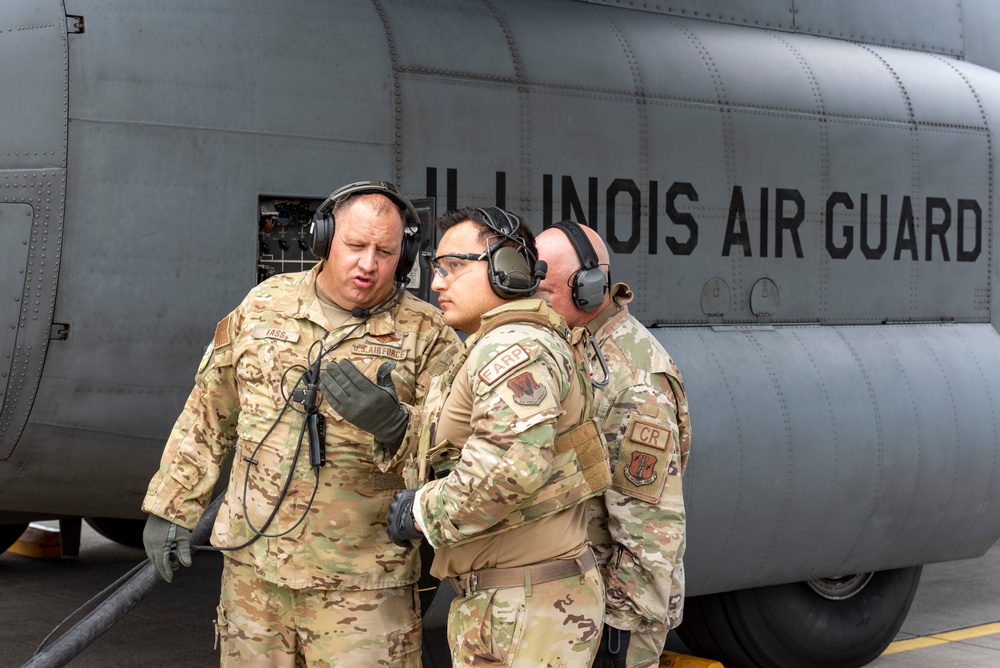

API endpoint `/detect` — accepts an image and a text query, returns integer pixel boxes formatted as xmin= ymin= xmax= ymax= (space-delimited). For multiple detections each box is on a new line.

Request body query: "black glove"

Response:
xmin=593 ymin=625 xmax=631 ymax=668
xmin=387 ymin=488 xmax=422 ymax=547
xmin=320 ymin=359 xmax=409 ymax=456
xmin=143 ymin=514 xmax=192 ymax=583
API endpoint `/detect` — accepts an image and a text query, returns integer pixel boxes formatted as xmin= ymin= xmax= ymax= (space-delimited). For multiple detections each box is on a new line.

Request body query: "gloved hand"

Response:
xmin=320 ymin=359 xmax=409 ymax=456
xmin=387 ymin=489 xmax=422 ymax=547
xmin=592 ymin=625 xmax=631 ymax=668
xmin=143 ymin=514 xmax=192 ymax=583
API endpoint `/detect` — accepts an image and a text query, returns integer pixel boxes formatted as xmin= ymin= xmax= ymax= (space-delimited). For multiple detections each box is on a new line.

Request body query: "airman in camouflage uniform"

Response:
xmin=537 ymin=222 xmax=691 ymax=668
xmin=141 ymin=187 xmax=460 ymax=667
xmin=387 ymin=207 xmax=609 ymax=667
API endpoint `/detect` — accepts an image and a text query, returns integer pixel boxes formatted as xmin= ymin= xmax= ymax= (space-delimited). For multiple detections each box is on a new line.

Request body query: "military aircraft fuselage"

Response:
xmin=2 ymin=2 xmax=1000 ymax=665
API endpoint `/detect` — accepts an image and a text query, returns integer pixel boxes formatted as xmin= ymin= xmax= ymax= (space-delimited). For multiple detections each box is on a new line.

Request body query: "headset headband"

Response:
xmin=314 ymin=180 xmax=421 ymax=237
xmin=551 ymin=220 xmax=600 ymax=270
xmin=309 ymin=180 xmax=422 ymax=285
xmin=475 ymin=207 xmax=545 ymax=299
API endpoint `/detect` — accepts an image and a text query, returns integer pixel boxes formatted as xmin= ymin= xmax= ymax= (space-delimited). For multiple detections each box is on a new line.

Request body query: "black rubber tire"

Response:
xmin=0 ymin=522 xmax=29 ymax=553
xmin=84 ymin=517 xmax=146 ymax=549
xmin=676 ymin=566 xmax=923 ymax=668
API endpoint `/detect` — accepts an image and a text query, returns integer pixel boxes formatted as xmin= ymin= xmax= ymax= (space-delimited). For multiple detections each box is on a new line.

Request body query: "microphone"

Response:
xmin=534 ymin=260 xmax=548 ymax=280
xmin=350 ymin=281 xmax=406 ymax=320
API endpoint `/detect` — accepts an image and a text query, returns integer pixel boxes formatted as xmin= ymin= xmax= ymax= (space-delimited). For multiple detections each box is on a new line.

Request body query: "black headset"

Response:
xmin=309 ymin=180 xmax=421 ymax=285
xmin=550 ymin=220 xmax=609 ymax=312
xmin=476 ymin=207 xmax=547 ymax=299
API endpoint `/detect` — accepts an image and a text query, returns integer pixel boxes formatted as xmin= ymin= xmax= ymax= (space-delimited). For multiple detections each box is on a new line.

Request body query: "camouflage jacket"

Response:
xmin=586 ymin=282 xmax=691 ymax=633
xmin=414 ymin=299 xmax=606 ymax=561
xmin=142 ymin=263 xmax=460 ymax=589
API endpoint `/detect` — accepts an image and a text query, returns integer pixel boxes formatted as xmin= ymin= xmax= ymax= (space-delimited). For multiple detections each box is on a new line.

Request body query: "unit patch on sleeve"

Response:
xmin=202 ymin=313 xmax=233 ymax=373
xmin=197 ymin=340 xmax=215 ymax=374
xmin=613 ymin=416 xmax=674 ymax=503
xmin=623 ymin=452 xmax=659 ymax=487
xmin=478 ymin=344 xmax=531 ymax=386
xmin=507 ymin=372 xmax=547 ymax=406
xmin=214 ymin=314 xmax=233 ymax=349
xmin=628 ymin=419 xmax=671 ymax=450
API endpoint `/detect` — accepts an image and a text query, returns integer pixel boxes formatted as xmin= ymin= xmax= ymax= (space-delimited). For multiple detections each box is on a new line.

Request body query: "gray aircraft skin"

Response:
xmin=3 ymin=1 xmax=1000 ymax=666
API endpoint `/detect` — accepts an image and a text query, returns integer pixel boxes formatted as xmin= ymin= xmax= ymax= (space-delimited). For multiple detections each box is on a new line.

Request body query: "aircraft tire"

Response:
xmin=0 ymin=522 xmax=29 ymax=553
xmin=676 ymin=565 xmax=922 ymax=668
xmin=84 ymin=517 xmax=146 ymax=549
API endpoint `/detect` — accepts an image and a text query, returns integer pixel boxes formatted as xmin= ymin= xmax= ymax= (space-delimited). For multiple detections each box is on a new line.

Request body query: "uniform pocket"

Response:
xmin=451 ymin=587 xmax=526 ymax=664
xmin=215 ymin=601 xmax=231 ymax=651
xmin=386 ymin=616 xmax=421 ymax=666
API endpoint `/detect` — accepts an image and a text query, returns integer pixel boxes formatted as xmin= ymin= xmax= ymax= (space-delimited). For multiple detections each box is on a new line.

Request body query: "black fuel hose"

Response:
xmin=22 ymin=495 xmax=224 ymax=668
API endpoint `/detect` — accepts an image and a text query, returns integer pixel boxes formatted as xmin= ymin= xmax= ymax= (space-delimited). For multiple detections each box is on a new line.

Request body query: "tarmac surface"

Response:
xmin=1 ymin=523 xmax=999 ymax=667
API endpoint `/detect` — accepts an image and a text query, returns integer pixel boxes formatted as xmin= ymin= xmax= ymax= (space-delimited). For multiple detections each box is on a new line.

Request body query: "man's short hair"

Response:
xmin=333 ymin=191 xmax=404 ymax=221
xmin=434 ymin=206 xmax=538 ymax=258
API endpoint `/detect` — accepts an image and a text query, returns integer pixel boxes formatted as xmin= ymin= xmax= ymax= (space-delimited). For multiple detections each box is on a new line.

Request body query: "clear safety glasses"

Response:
xmin=429 ymin=252 xmax=487 ymax=280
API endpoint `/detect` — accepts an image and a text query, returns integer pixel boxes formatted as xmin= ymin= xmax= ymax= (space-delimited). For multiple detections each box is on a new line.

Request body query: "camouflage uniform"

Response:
xmin=142 ymin=262 xmax=460 ymax=666
xmin=586 ymin=283 xmax=691 ymax=668
xmin=412 ymin=299 xmax=608 ymax=667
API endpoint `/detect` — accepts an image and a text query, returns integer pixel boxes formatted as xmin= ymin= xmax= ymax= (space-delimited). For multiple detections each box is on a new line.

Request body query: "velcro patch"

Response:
xmin=613 ymin=416 xmax=673 ymax=503
xmin=507 ymin=372 xmax=547 ymax=406
xmin=214 ymin=314 xmax=233 ymax=349
xmin=367 ymin=333 xmax=403 ymax=347
xmin=251 ymin=326 xmax=301 ymax=343
xmin=623 ymin=451 xmax=659 ymax=487
xmin=197 ymin=341 xmax=215 ymax=374
xmin=478 ymin=344 xmax=531 ymax=386
xmin=351 ymin=342 xmax=407 ymax=360
xmin=628 ymin=419 xmax=671 ymax=451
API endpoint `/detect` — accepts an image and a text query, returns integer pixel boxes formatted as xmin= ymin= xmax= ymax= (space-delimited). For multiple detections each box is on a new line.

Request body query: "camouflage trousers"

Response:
xmin=626 ymin=626 xmax=669 ymax=668
xmin=216 ymin=557 xmax=421 ymax=667
xmin=447 ymin=565 xmax=604 ymax=667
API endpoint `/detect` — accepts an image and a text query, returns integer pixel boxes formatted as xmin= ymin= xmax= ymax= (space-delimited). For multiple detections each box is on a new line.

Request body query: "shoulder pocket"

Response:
xmin=612 ymin=415 xmax=676 ymax=503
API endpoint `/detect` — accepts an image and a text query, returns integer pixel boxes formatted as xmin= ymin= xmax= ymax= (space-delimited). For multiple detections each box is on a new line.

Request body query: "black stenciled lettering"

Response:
xmin=607 ymin=178 xmax=641 ymax=254
xmin=543 ymin=174 xmax=553 ymax=227
xmin=447 ymin=168 xmax=458 ymax=212
xmin=957 ymin=199 xmax=982 ymax=262
xmin=723 ymin=186 xmax=752 ymax=257
xmin=563 ymin=176 xmax=599 ymax=230
xmin=825 ymin=192 xmax=853 ymax=259
xmin=648 ymin=180 xmax=658 ymax=255
xmin=426 ymin=167 xmax=437 ymax=200
xmin=893 ymin=196 xmax=918 ymax=261
xmin=665 ymin=182 xmax=698 ymax=256
xmin=861 ymin=194 xmax=888 ymax=260
xmin=495 ymin=171 xmax=506 ymax=209
xmin=759 ymin=187 xmax=769 ymax=258
xmin=925 ymin=197 xmax=951 ymax=261
xmin=775 ymin=189 xmax=804 ymax=258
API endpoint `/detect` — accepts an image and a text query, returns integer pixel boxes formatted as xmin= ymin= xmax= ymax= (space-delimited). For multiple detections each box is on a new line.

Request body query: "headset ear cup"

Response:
xmin=490 ymin=246 xmax=534 ymax=299
xmin=309 ymin=213 xmax=333 ymax=260
xmin=395 ymin=232 xmax=419 ymax=284
xmin=572 ymin=267 xmax=608 ymax=311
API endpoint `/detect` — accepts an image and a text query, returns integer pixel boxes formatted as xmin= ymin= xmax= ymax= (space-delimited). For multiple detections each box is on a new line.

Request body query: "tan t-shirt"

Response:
xmin=315 ymin=284 xmax=357 ymax=330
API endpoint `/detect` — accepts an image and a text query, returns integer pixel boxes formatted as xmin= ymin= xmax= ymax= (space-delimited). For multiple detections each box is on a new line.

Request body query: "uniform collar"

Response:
xmin=585 ymin=282 xmax=634 ymax=337
xmin=470 ymin=298 xmax=572 ymax=348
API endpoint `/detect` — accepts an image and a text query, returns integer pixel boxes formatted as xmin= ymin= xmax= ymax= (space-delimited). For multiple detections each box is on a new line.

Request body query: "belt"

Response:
xmin=448 ymin=549 xmax=597 ymax=598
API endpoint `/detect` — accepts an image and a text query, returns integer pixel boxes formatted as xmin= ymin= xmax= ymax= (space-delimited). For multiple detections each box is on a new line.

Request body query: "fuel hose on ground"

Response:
xmin=21 ymin=495 xmax=224 ymax=668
